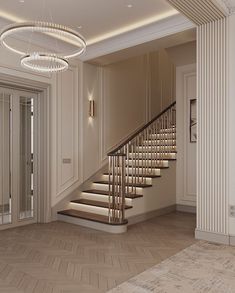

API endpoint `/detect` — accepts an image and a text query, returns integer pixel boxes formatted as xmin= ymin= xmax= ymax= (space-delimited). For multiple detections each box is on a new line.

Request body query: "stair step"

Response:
xmin=126 ymin=160 xmax=169 ymax=167
xmin=71 ymin=199 xmax=132 ymax=210
xmin=103 ymin=172 xmax=161 ymax=179
xmin=128 ymin=153 xmax=176 ymax=159
xmin=82 ymin=189 xmax=143 ymax=199
xmin=143 ymin=140 xmax=176 ymax=144
xmin=94 ymin=181 xmax=152 ymax=188
xmin=58 ymin=209 xmax=128 ymax=225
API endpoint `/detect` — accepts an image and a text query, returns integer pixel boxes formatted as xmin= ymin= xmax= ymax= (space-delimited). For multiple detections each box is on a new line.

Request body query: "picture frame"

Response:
xmin=190 ymin=98 xmax=197 ymax=143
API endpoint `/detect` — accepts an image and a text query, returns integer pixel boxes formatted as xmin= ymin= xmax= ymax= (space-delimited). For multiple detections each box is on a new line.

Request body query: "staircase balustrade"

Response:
xmin=107 ymin=101 xmax=176 ymax=224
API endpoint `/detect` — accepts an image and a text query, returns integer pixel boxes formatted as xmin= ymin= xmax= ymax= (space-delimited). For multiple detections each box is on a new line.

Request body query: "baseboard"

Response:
xmin=195 ymin=229 xmax=230 ymax=245
xmin=176 ymin=204 xmax=196 ymax=214
xmin=128 ymin=205 xmax=176 ymax=226
xmin=230 ymin=236 xmax=235 ymax=246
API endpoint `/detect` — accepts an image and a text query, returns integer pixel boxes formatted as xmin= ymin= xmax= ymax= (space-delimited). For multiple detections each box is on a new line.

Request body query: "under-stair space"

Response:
xmin=58 ymin=102 xmax=176 ymax=233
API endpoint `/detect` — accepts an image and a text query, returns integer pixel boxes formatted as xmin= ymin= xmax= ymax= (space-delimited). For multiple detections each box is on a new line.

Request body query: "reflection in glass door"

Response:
xmin=19 ymin=96 xmax=34 ymax=220
xmin=0 ymin=88 xmax=38 ymax=228
xmin=0 ymin=92 xmax=11 ymax=225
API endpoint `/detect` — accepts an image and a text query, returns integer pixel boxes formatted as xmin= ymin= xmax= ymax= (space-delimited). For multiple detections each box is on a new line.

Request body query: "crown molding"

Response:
xmin=80 ymin=14 xmax=195 ymax=62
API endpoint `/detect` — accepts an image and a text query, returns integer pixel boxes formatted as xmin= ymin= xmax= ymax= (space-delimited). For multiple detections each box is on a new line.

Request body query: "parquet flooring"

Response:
xmin=0 ymin=212 xmax=196 ymax=293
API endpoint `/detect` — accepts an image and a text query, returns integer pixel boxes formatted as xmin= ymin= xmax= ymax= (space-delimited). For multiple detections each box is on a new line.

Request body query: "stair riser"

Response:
xmin=58 ymin=214 xmax=127 ymax=234
xmin=148 ymin=134 xmax=176 ymax=139
xmin=92 ymin=183 xmax=143 ymax=194
xmin=102 ymin=174 xmax=152 ymax=185
xmin=142 ymin=140 xmax=176 ymax=145
xmin=70 ymin=202 xmax=132 ymax=217
xmin=157 ymin=128 xmax=176 ymax=134
xmin=114 ymin=167 xmax=161 ymax=176
xmin=136 ymin=146 xmax=176 ymax=151
xmin=80 ymin=192 xmax=132 ymax=205
xmin=128 ymin=153 xmax=176 ymax=160
xmin=126 ymin=160 xmax=169 ymax=168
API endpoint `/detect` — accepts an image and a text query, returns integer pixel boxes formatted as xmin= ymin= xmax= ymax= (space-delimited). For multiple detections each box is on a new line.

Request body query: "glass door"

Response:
xmin=0 ymin=92 xmax=11 ymax=225
xmin=0 ymin=87 xmax=38 ymax=229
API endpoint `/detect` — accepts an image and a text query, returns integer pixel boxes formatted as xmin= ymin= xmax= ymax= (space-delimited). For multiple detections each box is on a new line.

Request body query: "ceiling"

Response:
xmin=90 ymin=28 xmax=196 ymax=65
xmin=0 ymin=0 xmax=178 ymax=45
xmin=222 ymin=0 xmax=235 ymax=12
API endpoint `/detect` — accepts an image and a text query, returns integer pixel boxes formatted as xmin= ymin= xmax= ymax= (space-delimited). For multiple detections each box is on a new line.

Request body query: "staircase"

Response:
xmin=58 ymin=102 xmax=176 ymax=233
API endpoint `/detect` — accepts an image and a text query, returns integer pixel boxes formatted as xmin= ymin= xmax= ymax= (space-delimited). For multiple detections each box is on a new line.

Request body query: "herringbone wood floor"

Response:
xmin=0 ymin=212 xmax=196 ymax=293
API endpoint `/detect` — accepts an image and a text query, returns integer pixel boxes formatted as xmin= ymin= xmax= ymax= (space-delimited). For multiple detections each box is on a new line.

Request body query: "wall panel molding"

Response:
xmin=56 ymin=66 xmax=79 ymax=196
xmin=176 ymin=64 xmax=197 ymax=207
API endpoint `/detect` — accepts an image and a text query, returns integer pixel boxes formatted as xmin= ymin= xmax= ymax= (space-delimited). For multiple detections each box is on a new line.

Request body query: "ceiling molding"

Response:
xmin=81 ymin=14 xmax=195 ymax=62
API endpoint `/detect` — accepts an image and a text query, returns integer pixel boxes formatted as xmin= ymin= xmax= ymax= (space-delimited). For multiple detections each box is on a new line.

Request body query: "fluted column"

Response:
xmin=167 ymin=0 xmax=230 ymax=243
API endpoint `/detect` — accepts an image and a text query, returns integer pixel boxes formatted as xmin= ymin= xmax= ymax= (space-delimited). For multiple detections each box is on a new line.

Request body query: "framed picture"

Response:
xmin=190 ymin=99 xmax=197 ymax=143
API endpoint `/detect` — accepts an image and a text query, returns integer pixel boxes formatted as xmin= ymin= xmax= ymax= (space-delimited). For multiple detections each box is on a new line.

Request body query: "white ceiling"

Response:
xmin=0 ymin=0 xmax=178 ymax=45
xmin=221 ymin=0 xmax=235 ymax=12
xmin=90 ymin=28 xmax=196 ymax=65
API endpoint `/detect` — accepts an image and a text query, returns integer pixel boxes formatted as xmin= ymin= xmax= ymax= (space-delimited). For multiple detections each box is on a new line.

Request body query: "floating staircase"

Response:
xmin=58 ymin=102 xmax=176 ymax=233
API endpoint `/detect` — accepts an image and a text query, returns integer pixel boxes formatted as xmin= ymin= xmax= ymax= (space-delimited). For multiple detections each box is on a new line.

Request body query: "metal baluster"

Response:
xmin=154 ymin=121 xmax=158 ymax=169
xmin=150 ymin=125 xmax=153 ymax=173
xmin=108 ymin=156 xmax=111 ymax=222
xmin=125 ymin=144 xmax=129 ymax=196
xmin=131 ymin=143 xmax=134 ymax=195
xmin=144 ymin=129 xmax=147 ymax=183
xmin=120 ymin=155 xmax=125 ymax=223
xmin=134 ymin=138 xmax=137 ymax=195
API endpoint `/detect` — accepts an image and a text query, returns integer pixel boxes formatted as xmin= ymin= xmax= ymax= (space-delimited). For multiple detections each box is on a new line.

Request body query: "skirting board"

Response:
xmin=195 ymin=229 xmax=230 ymax=245
xmin=176 ymin=204 xmax=196 ymax=214
xmin=229 ymin=236 xmax=235 ymax=246
xmin=128 ymin=205 xmax=176 ymax=226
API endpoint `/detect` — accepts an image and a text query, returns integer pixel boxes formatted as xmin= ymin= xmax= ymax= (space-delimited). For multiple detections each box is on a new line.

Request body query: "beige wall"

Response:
xmin=103 ymin=55 xmax=148 ymax=152
xmin=102 ymin=49 xmax=176 ymax=153
xmin=150 ymin=50 xmax=176 ymax=118
xmin=166 ymin=41 xmax=196 ymax=67
xmin=82 ymin=63 xmax=101 ymax=180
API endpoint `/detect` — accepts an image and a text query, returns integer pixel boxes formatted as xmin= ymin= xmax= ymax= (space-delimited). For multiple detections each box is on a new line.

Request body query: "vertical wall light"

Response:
xmin=89 ymin=100 xmax=95 ymax=118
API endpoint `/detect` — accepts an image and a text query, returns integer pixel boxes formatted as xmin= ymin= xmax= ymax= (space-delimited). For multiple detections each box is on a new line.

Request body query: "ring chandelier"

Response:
xmin=0 ymin=22 xmax=86 ymax=73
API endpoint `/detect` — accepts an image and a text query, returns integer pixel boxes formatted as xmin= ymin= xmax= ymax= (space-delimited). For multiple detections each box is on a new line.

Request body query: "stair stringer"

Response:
xmin=125 ymin=161 xmax=176 ymax=222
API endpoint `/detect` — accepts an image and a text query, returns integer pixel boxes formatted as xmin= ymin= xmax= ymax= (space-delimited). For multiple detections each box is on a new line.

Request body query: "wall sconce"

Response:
xmin=89 ymin=100 xmax=95 ymax=118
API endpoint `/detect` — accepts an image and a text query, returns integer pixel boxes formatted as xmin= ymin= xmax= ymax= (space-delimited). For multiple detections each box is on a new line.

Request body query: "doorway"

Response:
xmin=0 ymin=87 xmax=39 ymax=228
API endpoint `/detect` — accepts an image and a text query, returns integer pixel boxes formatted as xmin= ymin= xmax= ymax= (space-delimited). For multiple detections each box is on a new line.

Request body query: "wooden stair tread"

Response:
xmin=82 ymin=189 xmax=143 ymax=199
xmin=71 ymin=199 xmax=132 ymax=209
xmin=94 ymin=181 xmax=152 ymax=188
xmin=103 ymin=172 xmax=161 ymax=179
xmin=58 ymin=209 xmax=128 ymax=225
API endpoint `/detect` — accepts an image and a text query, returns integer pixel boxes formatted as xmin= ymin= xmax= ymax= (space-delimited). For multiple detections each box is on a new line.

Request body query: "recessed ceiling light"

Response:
xmin=127 ymin=4 xmax=133 ymax=8
xmin=19 ymin=0 xmax=25 ymax=3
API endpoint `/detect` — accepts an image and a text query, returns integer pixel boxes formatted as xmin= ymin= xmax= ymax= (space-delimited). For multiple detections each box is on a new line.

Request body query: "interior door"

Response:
xmin=0 ymin=87 xmax=38 ymax=229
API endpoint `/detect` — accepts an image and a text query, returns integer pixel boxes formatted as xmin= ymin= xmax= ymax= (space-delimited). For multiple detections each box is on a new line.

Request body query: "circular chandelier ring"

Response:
xmin=21 ymin=54 xmax=69 ymax=73
xmin=0 ymin=22 xmax=86 ymax=59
